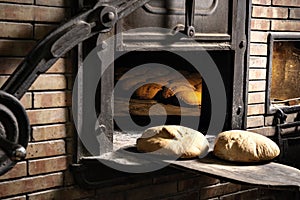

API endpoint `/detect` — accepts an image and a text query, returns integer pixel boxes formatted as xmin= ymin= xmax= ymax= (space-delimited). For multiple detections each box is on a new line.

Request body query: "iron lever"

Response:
xmin=172 ymin=0 xmax=196 ymax=37
xmin=185 ymin=0 xmax=196 ymax=37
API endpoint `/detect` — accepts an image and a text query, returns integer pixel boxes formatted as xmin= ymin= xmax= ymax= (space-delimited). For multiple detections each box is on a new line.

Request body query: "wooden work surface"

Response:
xmin=99 ymin=149 xmax=300 ymax=189
xmin=92 ymin=132 xmax=300 ymax=189
xmin=170 ymin=153 xmax=300 ymax=188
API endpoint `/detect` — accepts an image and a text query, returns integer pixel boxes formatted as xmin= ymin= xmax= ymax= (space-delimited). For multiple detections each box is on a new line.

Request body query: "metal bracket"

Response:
xmin=274 ymin=108 xmax=300 ymax=165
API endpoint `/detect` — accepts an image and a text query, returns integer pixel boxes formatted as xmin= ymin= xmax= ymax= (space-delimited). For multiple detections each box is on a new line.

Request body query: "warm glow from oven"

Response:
xmin=271 ymin=41 xmax=300 ymax=106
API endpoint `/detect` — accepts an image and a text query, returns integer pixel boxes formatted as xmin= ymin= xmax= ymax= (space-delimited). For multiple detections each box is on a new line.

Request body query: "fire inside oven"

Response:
xmin=267 ymin=33 xmax=300 ymax=112
xmin=111 ymin=50 xmax=233 ymax=133
xmin=270 ymin=41 xmax=300 ymax=106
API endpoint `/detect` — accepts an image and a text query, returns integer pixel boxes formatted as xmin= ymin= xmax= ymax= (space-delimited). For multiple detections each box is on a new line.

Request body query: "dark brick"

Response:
xmin=178 ymin=175 xmax=220 ymax=192
xmin=220 ymin=188 xmax=259 ymax=200
xmin=126 ymin=182 xmax=178 ymax=200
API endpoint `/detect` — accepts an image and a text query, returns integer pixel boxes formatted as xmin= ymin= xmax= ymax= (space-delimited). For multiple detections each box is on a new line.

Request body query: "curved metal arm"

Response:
xmin=1 ymin=0 xmax=151 ymax=99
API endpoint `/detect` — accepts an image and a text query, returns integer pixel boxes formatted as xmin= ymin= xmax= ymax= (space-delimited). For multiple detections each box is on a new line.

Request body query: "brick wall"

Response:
xmin=247 ymin=0 xmax=300 ymax=135
xmin=0 ymin=0 xmax=77 ymax=199
xmin=0 ymin=0 xmax=299 ymax=199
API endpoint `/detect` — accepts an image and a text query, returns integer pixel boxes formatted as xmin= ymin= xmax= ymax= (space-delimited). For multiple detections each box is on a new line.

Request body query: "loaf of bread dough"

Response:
xmin=213 ymin=130 xmax=280 ymax=162
xmin=146 ymin=76 xmax=170 ymax=86
xmin=134 ymin=83 xmax=163 ymax=100
xmin=118 ymin=76 xmax=146 ymax=91
xmin=162 ymin=81 xmax=195 ymax=99
xmin=136 ymin=125 xmax=209 ymax=158
xmin=176 ymin=91 xmax=202 ymax=105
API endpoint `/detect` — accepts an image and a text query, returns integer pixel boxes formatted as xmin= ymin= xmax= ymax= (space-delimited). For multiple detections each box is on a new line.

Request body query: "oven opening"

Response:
xmin=267 ymin=33 xmax=300 ymax=113
xmin=270 ymin=41 xmax=300 ymax=107
xmin=94 ymin=50 xmax=234 ymax=151
xmin=114 ymin=51 xmax=202 ymax=129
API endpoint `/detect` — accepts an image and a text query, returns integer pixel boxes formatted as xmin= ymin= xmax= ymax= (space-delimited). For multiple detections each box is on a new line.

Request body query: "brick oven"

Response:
xmin=0 ymin=0 xmax=300 ymax=199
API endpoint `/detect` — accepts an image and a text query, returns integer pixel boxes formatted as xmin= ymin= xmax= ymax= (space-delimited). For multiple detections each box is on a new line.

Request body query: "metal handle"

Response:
xmin=185 ymin=0 xmax=196 ymax=37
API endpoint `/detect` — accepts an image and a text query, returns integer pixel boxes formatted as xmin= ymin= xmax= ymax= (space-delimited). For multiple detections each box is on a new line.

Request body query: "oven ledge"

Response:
xmin=71 ymin=149 xmax=300 ymax=190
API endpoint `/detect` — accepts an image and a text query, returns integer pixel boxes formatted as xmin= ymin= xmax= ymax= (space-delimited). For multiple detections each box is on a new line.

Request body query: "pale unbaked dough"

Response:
xmin=136 ymin=125 xmax=209 ymax=158
xmin=213 ymin=130 xmax=280 ymax=162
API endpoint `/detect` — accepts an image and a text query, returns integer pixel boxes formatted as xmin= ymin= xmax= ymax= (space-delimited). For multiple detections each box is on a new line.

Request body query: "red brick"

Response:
xmin=265 ymin=116 xmax=274 ymax=126
xmin=250 ymin=31 xmax=269 ymax=43
xmin=28 ymin=156 xmax=67 ymax=175
xmin=0 ymin=22 xmax=32 ymax=39
xmin=271 ymin=20 xmax=300 ymax=31
xmin=251 ymin=19 xmax=270 ymax=30
xmin=0 ymin=173 xmax=63 ymax=198
xmin=249 ymin=69 xmax=266 ymax=80
xmin=0 ymin=4 xmax=34 ymax=21
xmin=20 ymin=92 xmax=32 ymax=109
xmin=200 ymin=183 xmax=242 ymax=200
xmin=34 ymin=24 xmax=57 ymax=40
xmin=0 ymin=40 xmax=35 ymax=57
xmin=252 ymin=6 xmax=288 ymax=19
xmin=34 ymin=91 xmax=71 ymax=108
xmin=0 ymin=76 xmax=9 ymax=87
xmin=178 ymin=175 xmax=220 ymax=192
xmin=247 ymin=104 xmax=265 ymax=115
xmin=273 ymin=0 xmax=300 ymax=7
xmin=252 ymin=0 xmax=271 ymax=4
xmin=0 ymin=162 xmax=27 ymax=181
xmin=248 ymin=92 xmax=265 ymax=104
xmin=0 ymin=58 xmax=22 ymax=74
xmin=47 ymin=58 xmax=73 ymax=73
xmin=26 ymin=140 xmax=66 ymax=159
xmin=36 ymin=0 xmax=72 ymax=7
xmin=247 ymin=127 xmax=276 ymax=136
xmin=290 ymin=8 xmax=300 ymax=19
xmin=249 ymin=56 xmax=267 ymax=68
xmin=27 ymin=108 xmax=68 ymax=125
xmin=34 ymin=6 xmax=70 ymax=22
xmin=32 ymin=123 xmax=72 ymax=141
xmin=248 ymin=80 xmax=266 ymax=91
xmin=28 ymin=187 xmax=94 ymax=200
xmin=126 ymin=182 xmax=177 ymax=200
xmin=29 ymin=74 xmax=67 ymax=90
xmin=247 ymin=116 xmax=264 ymax=128
xmin=0 ymin=4 xmax=69 ymax=22
xmin=250 ymin=43 xmax=268 ymax=56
